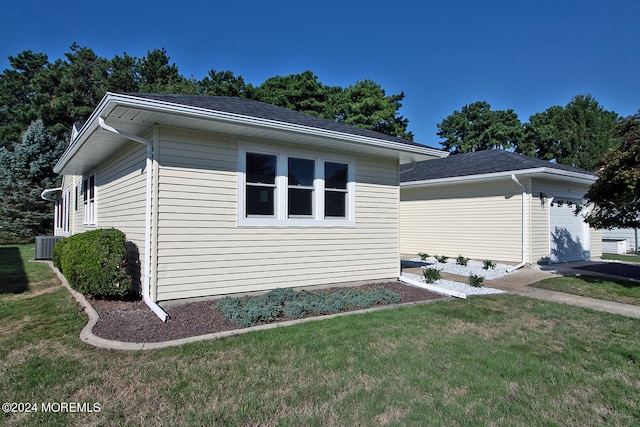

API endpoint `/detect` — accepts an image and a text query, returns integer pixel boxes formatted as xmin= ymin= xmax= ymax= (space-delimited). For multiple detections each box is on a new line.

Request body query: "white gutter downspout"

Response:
xmin=98 ymin=117 xmax=169 ymax=321
xmin=509 ymin=174 xmax=527 ymax=273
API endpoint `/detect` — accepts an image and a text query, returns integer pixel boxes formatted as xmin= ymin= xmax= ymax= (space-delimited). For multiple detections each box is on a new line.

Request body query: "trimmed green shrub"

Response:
xmin=483 ymin=260 xmax=497 ymax=270
xmin=417 ymin=252 xmax=429 ymax=261
xmin=435 ymin=255 xmax=449 ymax=263
xmin=456 ymin=255 xmax=469 ymax=266
xmin=52 ymin=228 xmax=133 ymax=298
xmin=469 ymin=274 xmax=484 ymax=287
xmin=213 ymin=287 xmax=401 ymax=328
xmin=423 ymin=268 xmax=441 ymax=284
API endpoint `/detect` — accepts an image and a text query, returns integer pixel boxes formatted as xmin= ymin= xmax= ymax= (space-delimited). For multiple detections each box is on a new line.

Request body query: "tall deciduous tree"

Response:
xmin=517 ymin=95 xmax=619 ymax=171
xmin=0 ymin=120 xmax=65 ymax=242
xmin=437 ymin=101 xmax=523 ymax=153
xmin=580 ymin=112 xmax=640 ymax=229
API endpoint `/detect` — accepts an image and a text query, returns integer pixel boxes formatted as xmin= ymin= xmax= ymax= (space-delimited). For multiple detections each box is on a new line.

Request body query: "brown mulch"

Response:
xmin=90 ymin=282 xmax=443 ymax=343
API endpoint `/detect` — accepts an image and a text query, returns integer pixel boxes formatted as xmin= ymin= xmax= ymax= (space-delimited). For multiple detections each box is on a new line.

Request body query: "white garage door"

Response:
xmin=550 ymin=199 xmax=590 ymax=263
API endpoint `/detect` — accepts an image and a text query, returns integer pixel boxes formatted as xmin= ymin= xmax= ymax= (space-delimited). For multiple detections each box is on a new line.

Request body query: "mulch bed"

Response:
xmin=89 ymin=282 xmax=443 ymax=343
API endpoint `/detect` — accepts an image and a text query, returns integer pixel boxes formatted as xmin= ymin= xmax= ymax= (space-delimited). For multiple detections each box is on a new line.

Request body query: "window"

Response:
xmin=288 ymin=157 xmax=315 ymax=217
xmin=239 ymin=144 xmax=354 ymax=226
xmin=82 ymin=174 xmax=96 ymax=225
xmin=246 ymin=153 xmax=276 ymax=216
xmin=324 ymin=162 xmax=348 ymax=217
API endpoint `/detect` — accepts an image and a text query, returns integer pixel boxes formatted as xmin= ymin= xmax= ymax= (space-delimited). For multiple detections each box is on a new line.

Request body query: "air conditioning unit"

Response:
xmin=35 ymin=236 xmax=65 ymax=260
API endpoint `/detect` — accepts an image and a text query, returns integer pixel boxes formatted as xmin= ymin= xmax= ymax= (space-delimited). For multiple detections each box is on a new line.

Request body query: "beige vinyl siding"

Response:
xmin=154 ymin=128 xmax=399 ymax=301
xmin=400 ymin=179 xmax=524 ymax=263
xmin=94 ymin=143 xmax=148 ymax=256
xmin=590 ymin=228 xmax=603 ymax=258
xmin=530 ymin=196 xmax=551 ymax=263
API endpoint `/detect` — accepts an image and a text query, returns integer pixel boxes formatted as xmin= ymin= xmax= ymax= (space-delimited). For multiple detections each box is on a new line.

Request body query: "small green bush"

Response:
xmin=483 ymin=260 xmax=497 ymax=270
xmin=435 ymin=255 xmax=449 ymax=263
xmin=423 ymin=268 xmax=441 ymax=284
xmin=456 ymin=255 xmax=469 ymax=266
xmin=213 ymin=287 xmax=401 ymax=328
xmin=469 ymin=274 xmax=484 ymax=287
xmin=417 ymin=252 xmax=429 ymax=261
xmin=52 ymin=228 xmax=133 ymax=298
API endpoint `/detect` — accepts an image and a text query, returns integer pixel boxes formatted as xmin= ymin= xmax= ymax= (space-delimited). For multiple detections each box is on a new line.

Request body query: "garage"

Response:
xmin=400 ymin=150 xmax=602 ymax=264
xmin=550 ymin=198 xmax=590 ymax=262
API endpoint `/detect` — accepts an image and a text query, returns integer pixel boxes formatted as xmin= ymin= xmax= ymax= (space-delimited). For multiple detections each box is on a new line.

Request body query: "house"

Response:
xmin=400 ymin=150 xmax=602 ymax=265
xmin=44 ymin=92 xmax=446 ymax=320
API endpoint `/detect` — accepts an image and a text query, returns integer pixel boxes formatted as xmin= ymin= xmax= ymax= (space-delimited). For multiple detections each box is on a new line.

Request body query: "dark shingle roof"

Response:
xmin=401 ymin=150 xmax=595 ymax=182
xmin=124 ymin=93 xmax=433 ymax=150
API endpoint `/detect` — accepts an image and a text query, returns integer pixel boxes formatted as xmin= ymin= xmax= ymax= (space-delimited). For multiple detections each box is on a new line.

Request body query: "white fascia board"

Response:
xmin=53 ymin=94 xmax=116 ymax=173
xmin=111 ymin=93 xmax=448 ymax=158
xmin=401 ymin=167 xmax=596 ymax=188
xmin=54 ymin=92 xmax=446 ymax=174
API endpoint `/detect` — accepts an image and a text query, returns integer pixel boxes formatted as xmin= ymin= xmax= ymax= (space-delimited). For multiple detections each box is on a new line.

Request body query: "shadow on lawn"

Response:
xmin=0 ymin=246 xmax=28 ymax=294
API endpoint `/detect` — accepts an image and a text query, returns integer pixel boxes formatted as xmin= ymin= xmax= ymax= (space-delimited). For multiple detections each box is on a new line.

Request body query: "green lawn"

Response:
xmin=531 ymin=275 xmax=640 ymax=306
xmin=2 ymin=245 xmax=640 ymax=426
xmin=603 ymin=253 xmax=640 ymax=263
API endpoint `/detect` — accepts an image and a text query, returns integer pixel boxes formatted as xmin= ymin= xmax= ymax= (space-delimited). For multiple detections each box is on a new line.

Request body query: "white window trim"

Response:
xmin=238 ymin=142 xmax=355 ymax=227
xmin=82 ymin=173 xmax=97 ymax=226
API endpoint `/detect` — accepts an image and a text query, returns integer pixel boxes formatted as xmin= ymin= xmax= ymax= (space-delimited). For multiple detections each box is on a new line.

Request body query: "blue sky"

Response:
xmin=2 ymin=0 xmax=639 ymax=148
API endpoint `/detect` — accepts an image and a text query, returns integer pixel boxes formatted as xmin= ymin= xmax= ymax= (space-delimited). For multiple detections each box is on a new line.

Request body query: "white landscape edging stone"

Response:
xmin=400 ymin=257 xmax=510 ymax=298
xmin=400 ymin=272 xmax=506 ymax=298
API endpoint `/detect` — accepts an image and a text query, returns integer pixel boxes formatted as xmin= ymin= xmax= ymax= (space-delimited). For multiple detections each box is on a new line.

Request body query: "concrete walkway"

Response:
xmin=468 ymin=262 xmax=640 ymax=319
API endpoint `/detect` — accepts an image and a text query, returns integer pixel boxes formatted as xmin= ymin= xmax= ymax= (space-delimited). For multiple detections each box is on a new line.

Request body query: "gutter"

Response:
xmin=55 ymin=92 xmax=446 ymax=175
xmin=508 ymin=174 xmax=527 ymax=272
xmin=401 ymin=167 xmax=596 ymax=188
xmin=41 ymin=187 xmax=62 ymax=201
xmin=98 ymin=117 xmax=169 ymax=322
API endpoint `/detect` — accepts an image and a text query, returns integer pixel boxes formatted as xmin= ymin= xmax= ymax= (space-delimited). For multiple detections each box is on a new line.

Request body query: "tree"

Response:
xmin=0 ymin=50 xmax=50 ymax=150
xmin=107 ymin=52 xmax=140 ymax=93
xmin=137 ymin=48 xmax=197 ymax=94
xmin=437 ymin=101 xmax=523 ymax=153
xmin=336 ymin=80 xmax=413 ymax=140
xmin=0 ymin=120 xmax=65 ymax=242
xmin=253 ymin=70 xmax=333 ymax=118
xmin=199 ymin=69 xmax=252 ymax=97
xmin=579 ymin=112 xmax=640 ymax=229
xmin=517 ymin=95 xmax=619 ymax=171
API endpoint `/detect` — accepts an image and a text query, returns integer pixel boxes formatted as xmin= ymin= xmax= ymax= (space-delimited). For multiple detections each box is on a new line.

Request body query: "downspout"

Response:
xmin=98 ymin=117 xmax=169 ymax=321
xmin=508 ymin=174 xmax=527 ymax=273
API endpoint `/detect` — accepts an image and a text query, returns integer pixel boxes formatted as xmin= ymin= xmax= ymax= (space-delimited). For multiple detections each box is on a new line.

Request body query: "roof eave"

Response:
xmin=401 ymin=167 xmax=596 ymax=188
xmin=55 ymin=93 xmax=446 ymax=175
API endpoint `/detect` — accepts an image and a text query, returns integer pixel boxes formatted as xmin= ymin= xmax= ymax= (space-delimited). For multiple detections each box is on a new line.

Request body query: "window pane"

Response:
xmin=246 ymin=185 xmax=275 ymax=216
xmin=325 ymin=191 xmax=346 ymax=217
xmin=288 ymin=188 xmax=313 ymax=216
xmin=325 ymin=162 xmax=348 ymax=189
xmin=288 ymin=158 xmax=314 ymax=186
xmin=247 ymin=153 xmax=276 ymax=184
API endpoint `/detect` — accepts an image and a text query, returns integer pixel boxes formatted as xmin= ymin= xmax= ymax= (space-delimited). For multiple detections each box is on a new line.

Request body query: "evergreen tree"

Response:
xmin=437 ymin=101 xmax=523 ymax=153
xmin=337 ymin=80 xmax=413 ymax=140
xmin=0 ymin=120 xmax=65 ymax=242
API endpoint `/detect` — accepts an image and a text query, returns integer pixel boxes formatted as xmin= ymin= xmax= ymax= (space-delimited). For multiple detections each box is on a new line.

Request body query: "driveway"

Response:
xmin=569 ymin=261 xmax=640 ymax=281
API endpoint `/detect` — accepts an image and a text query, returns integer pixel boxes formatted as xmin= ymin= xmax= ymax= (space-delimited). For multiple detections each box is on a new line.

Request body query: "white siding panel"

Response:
xmin=155 ymin=130 xmax=400 ymax=301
